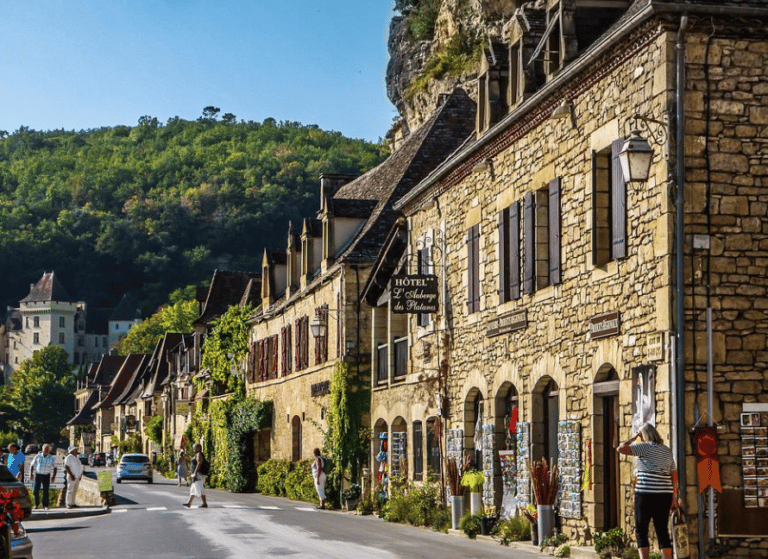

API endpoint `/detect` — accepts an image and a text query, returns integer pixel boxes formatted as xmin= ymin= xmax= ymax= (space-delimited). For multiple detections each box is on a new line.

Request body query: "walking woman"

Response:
xmin=618 ymin=423 xmax=679 ymax=559
xmin=176 ymin=449 xmax=188 ymax=487
xmin=183 ymin=444 xmax=208 ymax=508
xmin=311 ymin=448 xmax=326 ymax=510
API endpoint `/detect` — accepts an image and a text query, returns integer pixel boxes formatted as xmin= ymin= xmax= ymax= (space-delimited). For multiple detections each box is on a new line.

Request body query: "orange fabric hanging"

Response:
xmin=694 ymin=426 xmax=722 ymax=493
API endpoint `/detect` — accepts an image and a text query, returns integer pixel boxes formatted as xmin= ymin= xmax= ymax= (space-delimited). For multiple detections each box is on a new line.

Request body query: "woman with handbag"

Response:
xmin=183 ymin=444 xmax=208 ymax=508
xmin=618 ymin=423 xmax=679 ymax=559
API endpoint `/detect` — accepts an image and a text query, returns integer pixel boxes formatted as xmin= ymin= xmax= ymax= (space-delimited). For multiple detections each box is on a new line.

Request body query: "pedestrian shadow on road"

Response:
xmin=112 ymin=494 xmax=139 ymax=505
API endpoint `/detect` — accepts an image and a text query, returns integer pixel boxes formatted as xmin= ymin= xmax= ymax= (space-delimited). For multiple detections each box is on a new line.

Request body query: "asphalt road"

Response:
xmin=26 ymin=469 xmax=543 ymax=559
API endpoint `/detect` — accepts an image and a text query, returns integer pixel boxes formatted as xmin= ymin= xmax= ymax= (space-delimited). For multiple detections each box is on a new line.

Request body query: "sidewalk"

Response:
xmin=25 ymin=506 xmax=110 ymax=521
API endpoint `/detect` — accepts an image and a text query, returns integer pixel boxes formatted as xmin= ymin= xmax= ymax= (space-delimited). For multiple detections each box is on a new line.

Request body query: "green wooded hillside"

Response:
xmin=0 ymin=115 xmax=388 ymax=314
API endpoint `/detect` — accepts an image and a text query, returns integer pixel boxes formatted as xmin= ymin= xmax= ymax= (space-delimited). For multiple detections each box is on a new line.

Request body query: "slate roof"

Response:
xmin=362 ymin=218 xmax=409 ymax=307
xmin=20 ymin=272 xmax=75 ymax=303
xmin=141 ymin=333 xmax=185 ymax=399
xmin=114 ymin=354 xmax=151 ymax=406
xmin=303 ymin=218 xmax=322 ymax=238
xmin=329 ymin=198 xmax=378 ymax=219
xmin=66 ymin=390 xmax=100 ymax=426
xmin=109 ymin=294 xmax=141 ymax=322
xmin=194 ymin=270 xmax=261 ymax=326
xmin=332 ymin=88 xmax=476 ymax=264
xmin=88 ymin=355 xmax=128 ymax=387
xmin=92 ymin=354 xmax=145 ymax=410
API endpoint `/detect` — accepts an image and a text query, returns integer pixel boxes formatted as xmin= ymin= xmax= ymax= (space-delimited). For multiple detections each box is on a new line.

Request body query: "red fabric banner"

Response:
xmin=508 ymin=406 xmax=518 ymax=434
xmin=694 ymin=426 xmax=722 ymax=493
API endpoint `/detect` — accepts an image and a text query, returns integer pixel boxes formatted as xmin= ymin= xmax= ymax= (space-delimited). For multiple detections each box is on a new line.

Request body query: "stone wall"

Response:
xmin=404 ymin=21 xmax=675 ymax=543
xmin=682 ymin=28 xmax=768 ymax=556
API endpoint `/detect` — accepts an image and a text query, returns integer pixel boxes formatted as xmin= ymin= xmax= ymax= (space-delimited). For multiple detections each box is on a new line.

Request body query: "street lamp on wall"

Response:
xmin=310 ymin=311 xmax=327 ymax=338
xmin=618 ymin=113 xmax=668 ymax=183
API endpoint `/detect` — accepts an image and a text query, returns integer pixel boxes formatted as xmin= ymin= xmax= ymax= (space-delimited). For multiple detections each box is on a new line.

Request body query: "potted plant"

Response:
xmin=446 ymin=457 xmax=466 ymax=530
xmin=527 ymin=458 xmax=559 ymax=541
xmin=460 ymin=468 xmax=485 ymax=515
xmin=342 ymin=483 xmax=362 ymax=511
xmin=523 ymin=504 xmax=539 ymax=545
xmin=356 ymin=493 xmax=374 ymax=515
xmin=479 ymin=505 xmax=497 ymax=536
xmin=459 ymin=513 xmax=482 ymax=539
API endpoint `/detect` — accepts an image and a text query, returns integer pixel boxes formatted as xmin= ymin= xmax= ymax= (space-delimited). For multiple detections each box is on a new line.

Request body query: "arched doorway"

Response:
xmin=291 ymin=416 xmax=302 ymax=462
xmin=373 ymin=418 xmax=389 ymax=486
xmin=594 ymin=365 xmax=620 ymax=531
xmin=494 ymin=382 xmax=519 ymax=508
xmin=464 ymin=389 xmax=485 ymax=470
xmin=391 ymin=416 xmax=407 ymax=479
xmin=532 ymin=377 xmax=559 ymax=466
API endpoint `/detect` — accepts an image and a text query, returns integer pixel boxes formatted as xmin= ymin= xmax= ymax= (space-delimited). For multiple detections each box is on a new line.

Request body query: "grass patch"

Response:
xmin=406 ymin=33 xmax=483 ymax=98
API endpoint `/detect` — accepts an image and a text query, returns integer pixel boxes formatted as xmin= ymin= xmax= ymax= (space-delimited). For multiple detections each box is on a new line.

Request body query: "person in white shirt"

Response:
xmin=30 ymin=444 xmax=58 ymax=509
xmin=64 ymin=446 xmax=84 ymax=509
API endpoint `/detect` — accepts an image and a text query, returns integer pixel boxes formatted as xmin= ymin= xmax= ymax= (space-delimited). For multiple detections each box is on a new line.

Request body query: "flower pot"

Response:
xmin=345 ymin=497 xmax=360 ymax=511
xmin=470 ymin=492 xmax=483 ymax=516
xmin=531 ymin=521 xmax=539 ymax=546
xmin=537 ymin=504 xmax=554 ymax=541
xmin=450 ymin=495 xmax=465 ymax=530
xmin=480 ymin=516 xmax=495 ymax=536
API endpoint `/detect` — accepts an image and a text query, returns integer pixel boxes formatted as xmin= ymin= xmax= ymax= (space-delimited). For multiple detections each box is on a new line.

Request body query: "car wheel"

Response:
xmin=147 ymin=478 xmax=153 ymax=484
xmin=116 ymin=479 xmax=121 ymax=483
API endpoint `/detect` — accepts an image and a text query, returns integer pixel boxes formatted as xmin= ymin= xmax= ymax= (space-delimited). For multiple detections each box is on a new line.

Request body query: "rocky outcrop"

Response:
xmin=386 ymin=0 xmax=522 ymax=137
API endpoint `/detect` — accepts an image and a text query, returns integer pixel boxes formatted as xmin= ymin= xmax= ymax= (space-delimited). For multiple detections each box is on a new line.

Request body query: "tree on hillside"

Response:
xmin=4 ymin=346 xmax=76 ymax=443
xmin=117 ymin=296 xmax=199 ymax=355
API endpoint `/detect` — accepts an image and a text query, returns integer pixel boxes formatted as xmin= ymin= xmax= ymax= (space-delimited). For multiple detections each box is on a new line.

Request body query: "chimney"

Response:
xmin=320 ymin=174 xmax=357 ymax=202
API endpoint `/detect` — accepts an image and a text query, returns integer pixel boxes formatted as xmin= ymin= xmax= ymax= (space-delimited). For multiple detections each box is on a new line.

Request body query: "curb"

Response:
xmin=25 ymin=506 xmax=110 ymax=521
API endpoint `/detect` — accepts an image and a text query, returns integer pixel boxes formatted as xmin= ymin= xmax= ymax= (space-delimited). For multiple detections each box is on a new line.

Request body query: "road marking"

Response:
xmin=295 ymin=507 xmax=316 ymax=512
xmin=146 ymin=507 xmax=167 ymax=511
xmin=257 ymin=505 xmax=281 ymax=510
xmin=222 ymin=504 xmax=248 ymax=509
xmin=112 ymin=509 xmax=127 ymax=513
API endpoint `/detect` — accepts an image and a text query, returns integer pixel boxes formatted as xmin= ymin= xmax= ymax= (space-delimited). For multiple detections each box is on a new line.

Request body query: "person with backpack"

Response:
xmin=312 ymin=448 xmax=326 ymax=510
xmin=183 ymin=443 xmax=208 ymax=508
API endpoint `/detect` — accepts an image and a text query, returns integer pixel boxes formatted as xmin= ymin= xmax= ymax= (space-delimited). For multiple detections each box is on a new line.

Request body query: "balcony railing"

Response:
xmin=393 ymin=337 xmax=408 ymax=381
xmin=376 ymin=344 xmax=388 ymax=386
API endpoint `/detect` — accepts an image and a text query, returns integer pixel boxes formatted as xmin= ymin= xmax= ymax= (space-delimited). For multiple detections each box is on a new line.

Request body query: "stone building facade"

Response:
xmin=367 ymin=1 xmax=768 ymax=557
xmin=246 ymin=92 xmax=475 ymax=464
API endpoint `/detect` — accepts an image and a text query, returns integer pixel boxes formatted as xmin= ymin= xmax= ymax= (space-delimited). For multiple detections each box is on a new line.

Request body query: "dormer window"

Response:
xmin=476 ymin=43 xmax=509 ymax=136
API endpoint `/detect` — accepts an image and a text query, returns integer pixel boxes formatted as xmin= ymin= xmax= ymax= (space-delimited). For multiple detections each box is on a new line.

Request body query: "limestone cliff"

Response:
xmin=386 ymin=0 xmax=522 ymax=142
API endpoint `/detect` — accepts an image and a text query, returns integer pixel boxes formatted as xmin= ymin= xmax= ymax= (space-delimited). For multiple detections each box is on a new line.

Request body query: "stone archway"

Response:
xmin=531 ymin=376 xmax=559 ymax=466
xmin=463 ymin=388 xmax=485 ymax=470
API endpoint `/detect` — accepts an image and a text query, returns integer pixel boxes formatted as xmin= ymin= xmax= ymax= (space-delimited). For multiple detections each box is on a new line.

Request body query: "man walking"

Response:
xmin=7 ymin=443 xmax=25 ymax=481
xmin=30 ymin=445 xmax=57 ymax=509
xmin=64 ymin=446 xmax=83 ymax=509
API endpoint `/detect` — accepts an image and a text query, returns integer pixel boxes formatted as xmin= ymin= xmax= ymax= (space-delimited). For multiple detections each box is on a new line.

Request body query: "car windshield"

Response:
xmin=121 ymin=455 xmax=149 ymax=464
xmin=0 ymin=465 xmax=18 ymax=483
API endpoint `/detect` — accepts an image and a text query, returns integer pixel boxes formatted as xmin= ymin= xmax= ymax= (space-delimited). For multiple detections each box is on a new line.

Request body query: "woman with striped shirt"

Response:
xmin=618 ymin=423 xmax=679 ymax=559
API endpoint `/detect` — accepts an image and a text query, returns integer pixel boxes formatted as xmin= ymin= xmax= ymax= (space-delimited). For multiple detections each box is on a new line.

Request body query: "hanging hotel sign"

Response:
xmin=588 ymin=311 xmax=621 ymax=340
xmin=390 ymin=274 xmax=439 ymax=314
xmin=486 ymin=309 xmax=528 ymax=337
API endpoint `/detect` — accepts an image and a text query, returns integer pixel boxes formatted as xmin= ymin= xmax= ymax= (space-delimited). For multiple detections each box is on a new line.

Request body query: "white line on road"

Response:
xmin=146 ymin=507 xmax=167 ymax=511
xmin=294 ymin=507 xmax=316 ymax=512
xmin=112 ymin=509 xmax=127 ymax=513
xmin=222 ymin=504 xmax=248 ymax=508
xmin=257 ymin=505 xmax=281 ymax=510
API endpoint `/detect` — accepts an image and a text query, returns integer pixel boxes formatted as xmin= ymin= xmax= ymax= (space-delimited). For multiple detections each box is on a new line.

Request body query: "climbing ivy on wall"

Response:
xmin=325 ymin=362 xmax=371 ymax=481
xmin=200 ymin=304 xmax=253 ymax=394
xmin=189 ymin=394 xmax=273 ymax=492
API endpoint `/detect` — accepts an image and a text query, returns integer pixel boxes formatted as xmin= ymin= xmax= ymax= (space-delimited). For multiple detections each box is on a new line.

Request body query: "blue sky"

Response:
xmin=2 ymin=1 xmax=397 ymax=142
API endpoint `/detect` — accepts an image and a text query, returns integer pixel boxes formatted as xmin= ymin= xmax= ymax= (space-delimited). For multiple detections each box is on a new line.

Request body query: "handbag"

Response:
xmin=671 ymin=507 xmax=690 ymax=559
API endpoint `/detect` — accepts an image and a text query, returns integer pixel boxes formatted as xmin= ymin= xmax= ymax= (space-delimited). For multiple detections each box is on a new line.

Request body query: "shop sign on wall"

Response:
xmin=486 ymin=309 xmax=528 ymax=337
xmin=646 ymin=332 xmax=665 ymax=362
xmin=588 ymin=311 xmax=621 ymax=340
xmin=390 ymin=275 xmax=438 ymax=314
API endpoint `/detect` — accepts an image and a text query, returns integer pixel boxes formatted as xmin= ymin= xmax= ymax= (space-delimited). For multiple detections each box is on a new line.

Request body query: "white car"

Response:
xmin=116 ymin=454 xmax=153 ymax=484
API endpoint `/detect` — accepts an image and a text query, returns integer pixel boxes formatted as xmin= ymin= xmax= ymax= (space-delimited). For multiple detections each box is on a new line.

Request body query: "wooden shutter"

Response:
xmin=295 ymin=319 xmax=302 ymax=371
xmin=611 ymin=139 xmax=626 ymax=260
xmin=302 ymin=317 xmax=309 ymax=370
xmin=280 ymin=327 xmax=287 ymax=377
xmin=591 ymin=150 xmax=599 ymax=266
xmin=509 ymin=201 xmax=521 ymax=300
xmin=249 ymin=341 xmax=257 ymax=383
xmin=549 ymin=177 xmax=561 ymax=285
xmin=523 ymin=192 xmax=535 ymax=294
xmin=498 ymin=208 xmax=509 ymax=302
xmin=286 ymin=325 xmax=292 ymax=375
xmin=336 ymin=292 xmax=342 ymax=358
xmin=467 ymin=225 xmax=480 ymax=313
xmin=270 ymin=335 xmax=278 ymax=379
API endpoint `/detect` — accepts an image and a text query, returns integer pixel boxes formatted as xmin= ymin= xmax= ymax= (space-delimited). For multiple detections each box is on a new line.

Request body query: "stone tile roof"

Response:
xmin=66 ymin=390 xmax=99 ymax=426
xmin=113 ymin=354 xmax=151 ymax=406
xmin=142 ymin=332 xmax=185 ymax=399
xmin=109 ymin=294 xmax=141 ymax=322
xmin=88 ymin=355 xmax=128 ymax=387
xmin=194 ymin=270 xmax=261 ymax=326
xmin=20 ymin=272 xmax=75 ymax=303
xmin=333 ymin=88 xmax=476 ymax=264
xmin=329 ymin=198 xmax=378 ymax=219
xmin=92 ymin=354 xmax=145 ymax=410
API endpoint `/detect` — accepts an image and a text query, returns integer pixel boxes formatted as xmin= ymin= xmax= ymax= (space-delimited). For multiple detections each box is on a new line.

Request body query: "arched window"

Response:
xmin=291 ymin=416 xmax=302 ymax=461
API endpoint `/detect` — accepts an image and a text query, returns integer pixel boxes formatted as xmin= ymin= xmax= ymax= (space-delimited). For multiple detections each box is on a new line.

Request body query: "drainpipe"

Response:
xmin=674 ymin=11 xmax=689 ymax=523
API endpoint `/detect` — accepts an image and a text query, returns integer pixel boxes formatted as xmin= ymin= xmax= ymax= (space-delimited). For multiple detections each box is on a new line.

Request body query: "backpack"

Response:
xmin=199 ymin=458 xmax=210 ymax=476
